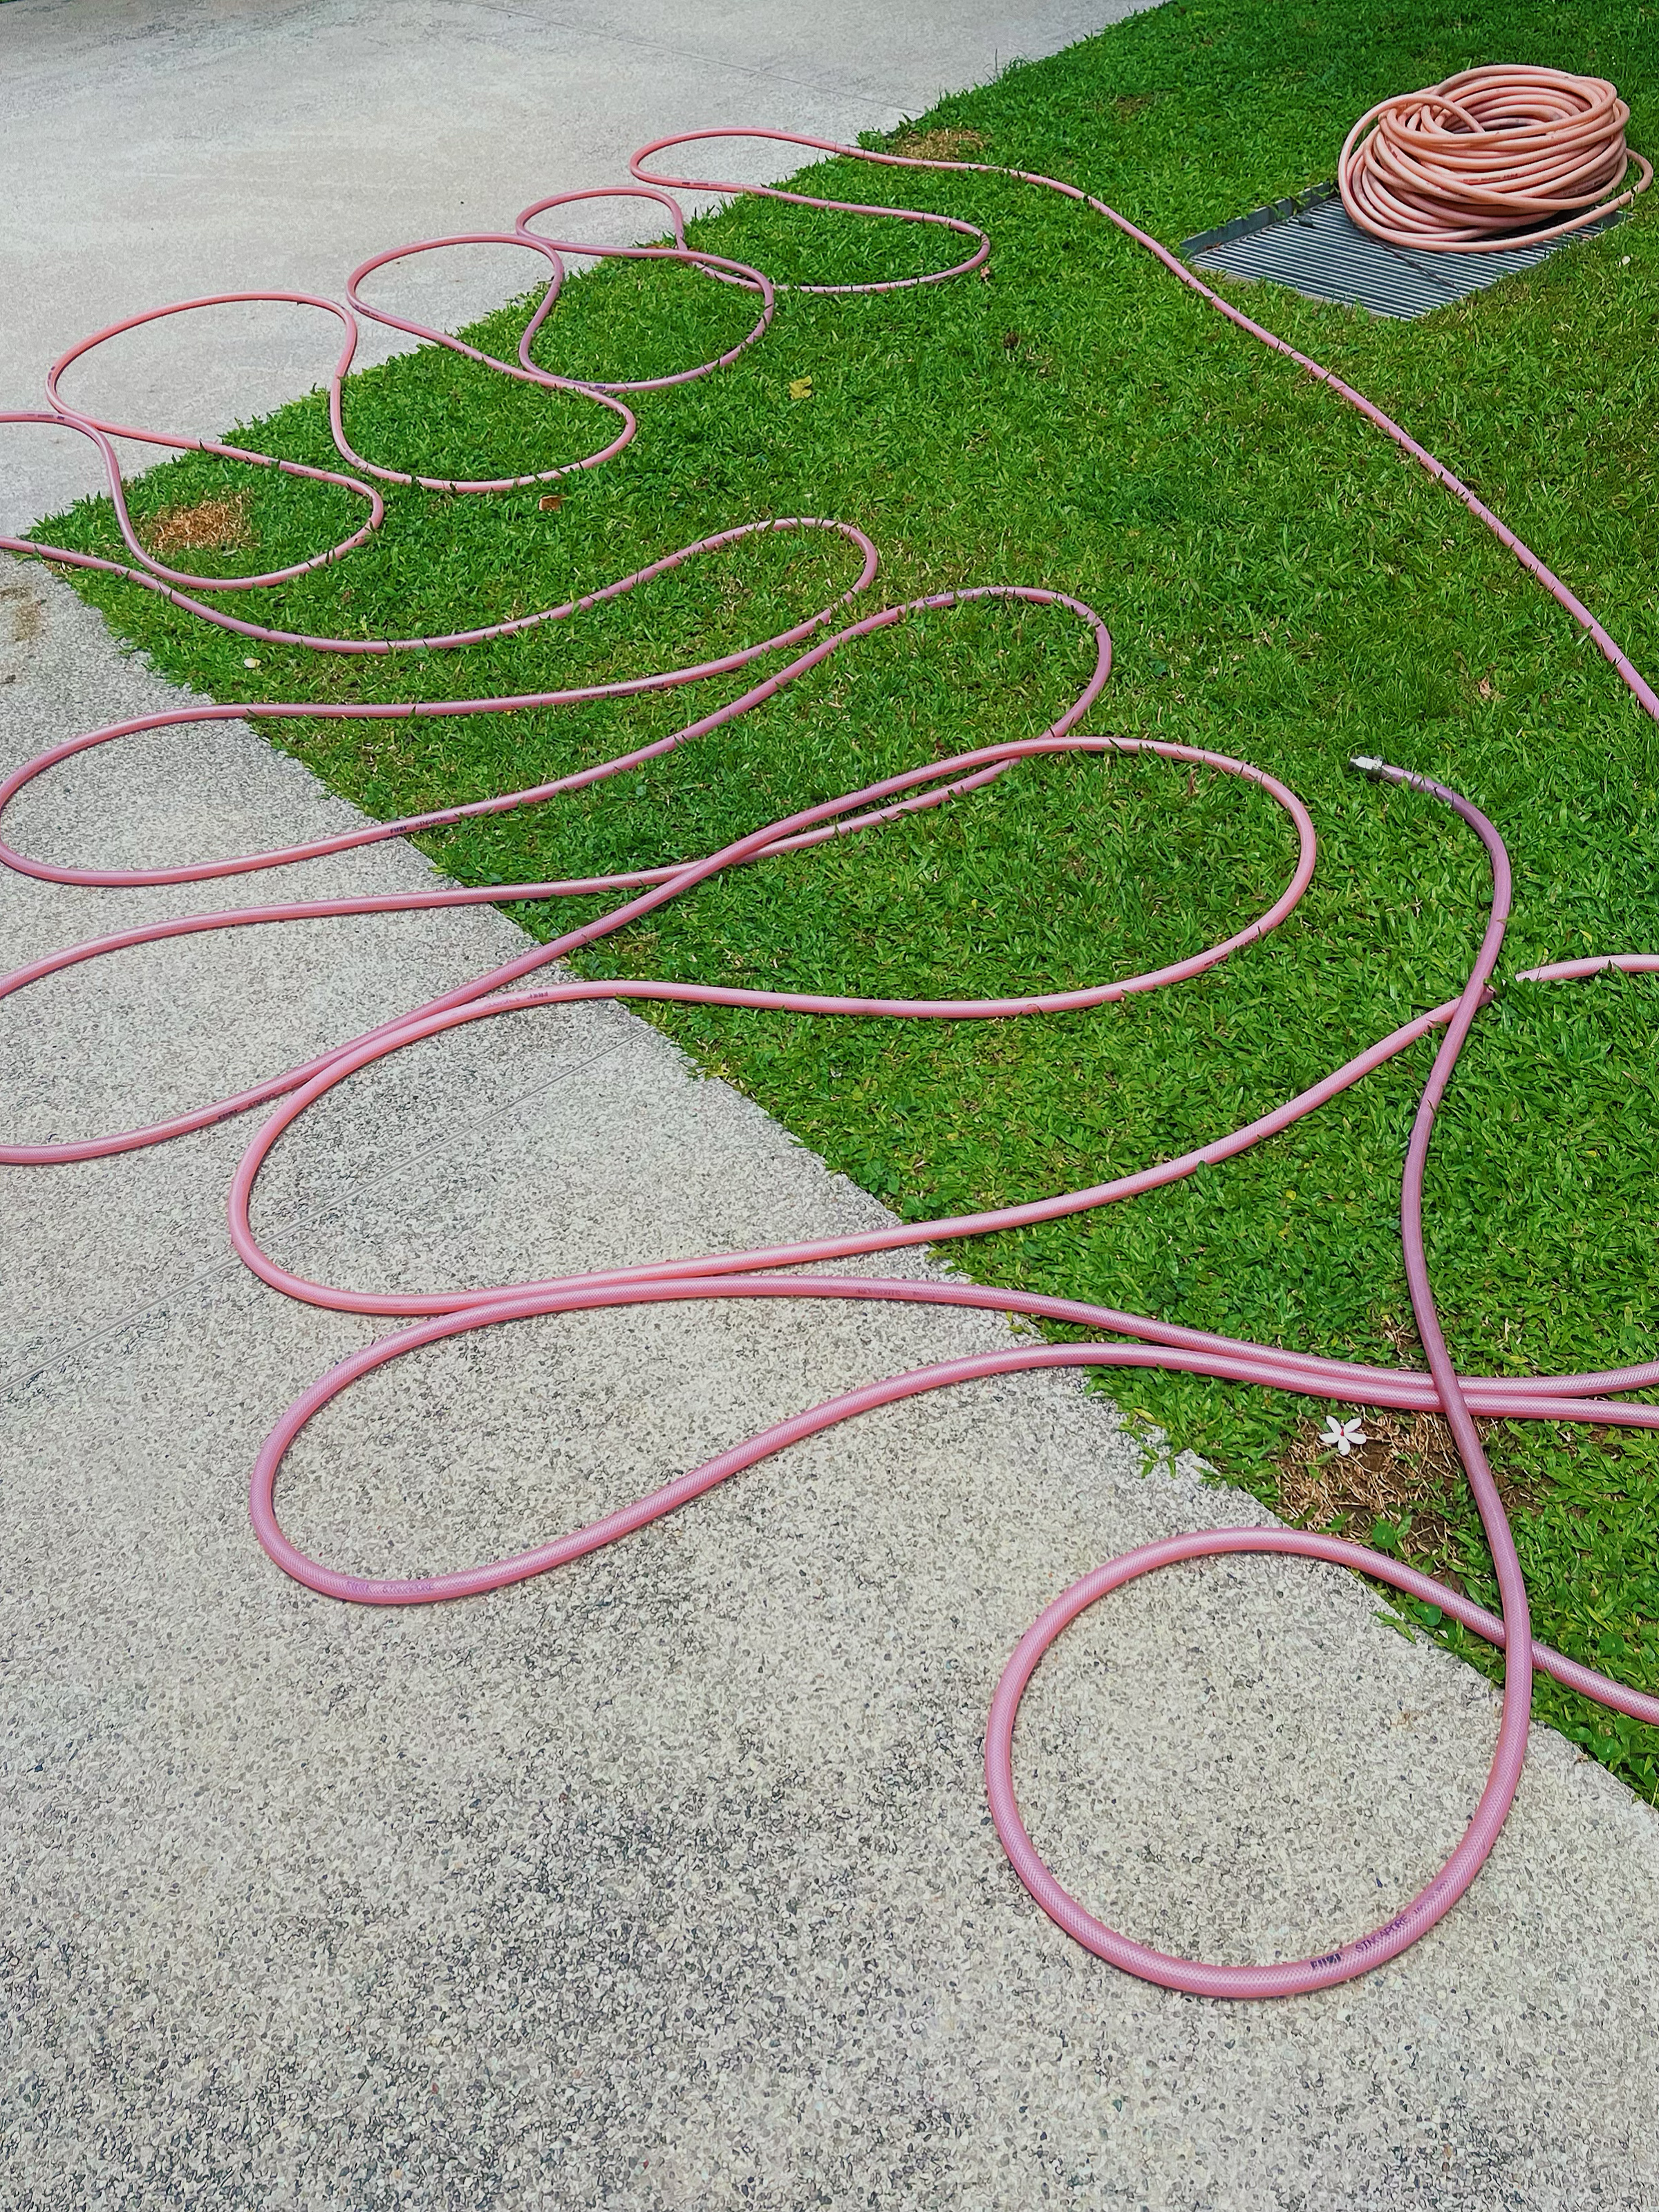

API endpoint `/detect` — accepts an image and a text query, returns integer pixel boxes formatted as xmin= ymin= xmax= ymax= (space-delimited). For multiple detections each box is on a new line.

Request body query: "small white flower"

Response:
xmin=1318 ymin=1416 xmax=1368 ymax=1458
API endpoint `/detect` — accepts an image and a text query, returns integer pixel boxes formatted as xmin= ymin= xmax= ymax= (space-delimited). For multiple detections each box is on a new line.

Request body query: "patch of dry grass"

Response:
xmin=888 ymin=128 xmax=989 ymax=163
xmin=1277 ymin=1399 xmax=1542 ymax=1594
xmin=143 ymin=494 xmax=253 ymax=559
xmin=1279 ymin=1406 xmax=1468 ymax=1548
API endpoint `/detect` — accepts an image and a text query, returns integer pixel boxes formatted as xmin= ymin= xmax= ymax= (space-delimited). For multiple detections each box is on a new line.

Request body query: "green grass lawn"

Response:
xmin=29 ymin=0 xmax=1659 ymax=1791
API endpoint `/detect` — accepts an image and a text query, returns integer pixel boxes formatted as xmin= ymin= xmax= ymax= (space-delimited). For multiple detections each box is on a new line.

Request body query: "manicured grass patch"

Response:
xmin=33 ymin=0 xmax=1659 ymax=1789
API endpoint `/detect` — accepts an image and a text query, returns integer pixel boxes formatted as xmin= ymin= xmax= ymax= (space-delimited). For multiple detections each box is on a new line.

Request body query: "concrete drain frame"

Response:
xmin=1181 ymin=181 xmax=1625 ymax=319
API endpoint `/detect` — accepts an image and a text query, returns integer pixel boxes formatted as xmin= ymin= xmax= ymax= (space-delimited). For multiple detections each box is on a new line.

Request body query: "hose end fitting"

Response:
xmin=1348 ymin=754 xmax=1389 ymax=780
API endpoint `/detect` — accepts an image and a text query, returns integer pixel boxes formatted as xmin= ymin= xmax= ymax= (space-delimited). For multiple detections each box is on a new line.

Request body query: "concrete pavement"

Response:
xmin=5 ymin=3 xmax=1659 ymax=2206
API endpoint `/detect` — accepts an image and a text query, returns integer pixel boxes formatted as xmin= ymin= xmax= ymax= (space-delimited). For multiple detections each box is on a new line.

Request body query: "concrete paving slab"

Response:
xmin=6 ymin=3 xmax=1659 ymax=2206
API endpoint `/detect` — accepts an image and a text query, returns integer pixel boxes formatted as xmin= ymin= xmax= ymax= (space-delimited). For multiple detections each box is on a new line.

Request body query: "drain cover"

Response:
xmin=1181 ymin=183 xmax=1622 ymax=319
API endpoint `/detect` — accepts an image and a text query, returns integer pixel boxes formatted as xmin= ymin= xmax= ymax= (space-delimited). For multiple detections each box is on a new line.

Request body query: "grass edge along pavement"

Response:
xmin=21 ymin=0 xmax=1659 ymax=1798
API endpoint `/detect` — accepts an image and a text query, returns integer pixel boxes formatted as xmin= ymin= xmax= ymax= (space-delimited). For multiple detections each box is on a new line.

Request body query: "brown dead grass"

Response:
xmin=144 ymin=494 xmax=254 ymax=558
xmin=1278 ymin=1400 xmax=1541 ymax=1588
xmin=888 ymin=128 xmax=989 ymax=163
xmin=1280 ymin=1406 xmax=1468 ymax=1550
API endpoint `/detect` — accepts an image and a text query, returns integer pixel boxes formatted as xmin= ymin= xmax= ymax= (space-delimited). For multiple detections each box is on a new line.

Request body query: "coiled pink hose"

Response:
xmin=1340 ymin=65 xmax=1651 ymax=252
xmin=4 ymin=126 xmax=1657 ymax=1998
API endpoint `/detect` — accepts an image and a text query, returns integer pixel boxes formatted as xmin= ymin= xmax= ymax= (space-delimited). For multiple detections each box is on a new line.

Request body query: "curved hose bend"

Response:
xmin=3 ymin=127 xmax=1656 ymax=1997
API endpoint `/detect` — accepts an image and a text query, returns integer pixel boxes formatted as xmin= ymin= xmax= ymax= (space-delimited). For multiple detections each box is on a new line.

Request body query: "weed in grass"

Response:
xmin=26 ymin=0 xmax=1659 ymax=1794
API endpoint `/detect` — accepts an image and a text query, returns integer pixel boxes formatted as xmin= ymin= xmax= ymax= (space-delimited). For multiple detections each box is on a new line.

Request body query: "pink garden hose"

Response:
xmin=3 ymin=121 xmax=1657 ymax=1999
xmin=1339 ymin=64 xmax=1651 ymax=252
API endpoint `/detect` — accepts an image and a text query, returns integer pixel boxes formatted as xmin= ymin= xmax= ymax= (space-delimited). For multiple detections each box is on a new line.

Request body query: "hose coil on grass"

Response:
xmin=1339 ymin=63 xmax=1651 ymax=252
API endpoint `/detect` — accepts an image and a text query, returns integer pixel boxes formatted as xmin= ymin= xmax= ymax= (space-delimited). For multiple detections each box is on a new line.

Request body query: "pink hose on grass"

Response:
xmin=3 ymin=126 xmax=1656 ymax=1998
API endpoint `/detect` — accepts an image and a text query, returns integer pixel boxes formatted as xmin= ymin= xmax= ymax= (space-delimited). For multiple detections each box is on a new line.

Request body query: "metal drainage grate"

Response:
xmin=1181 ymin=182 xmax=1623 ymax=319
